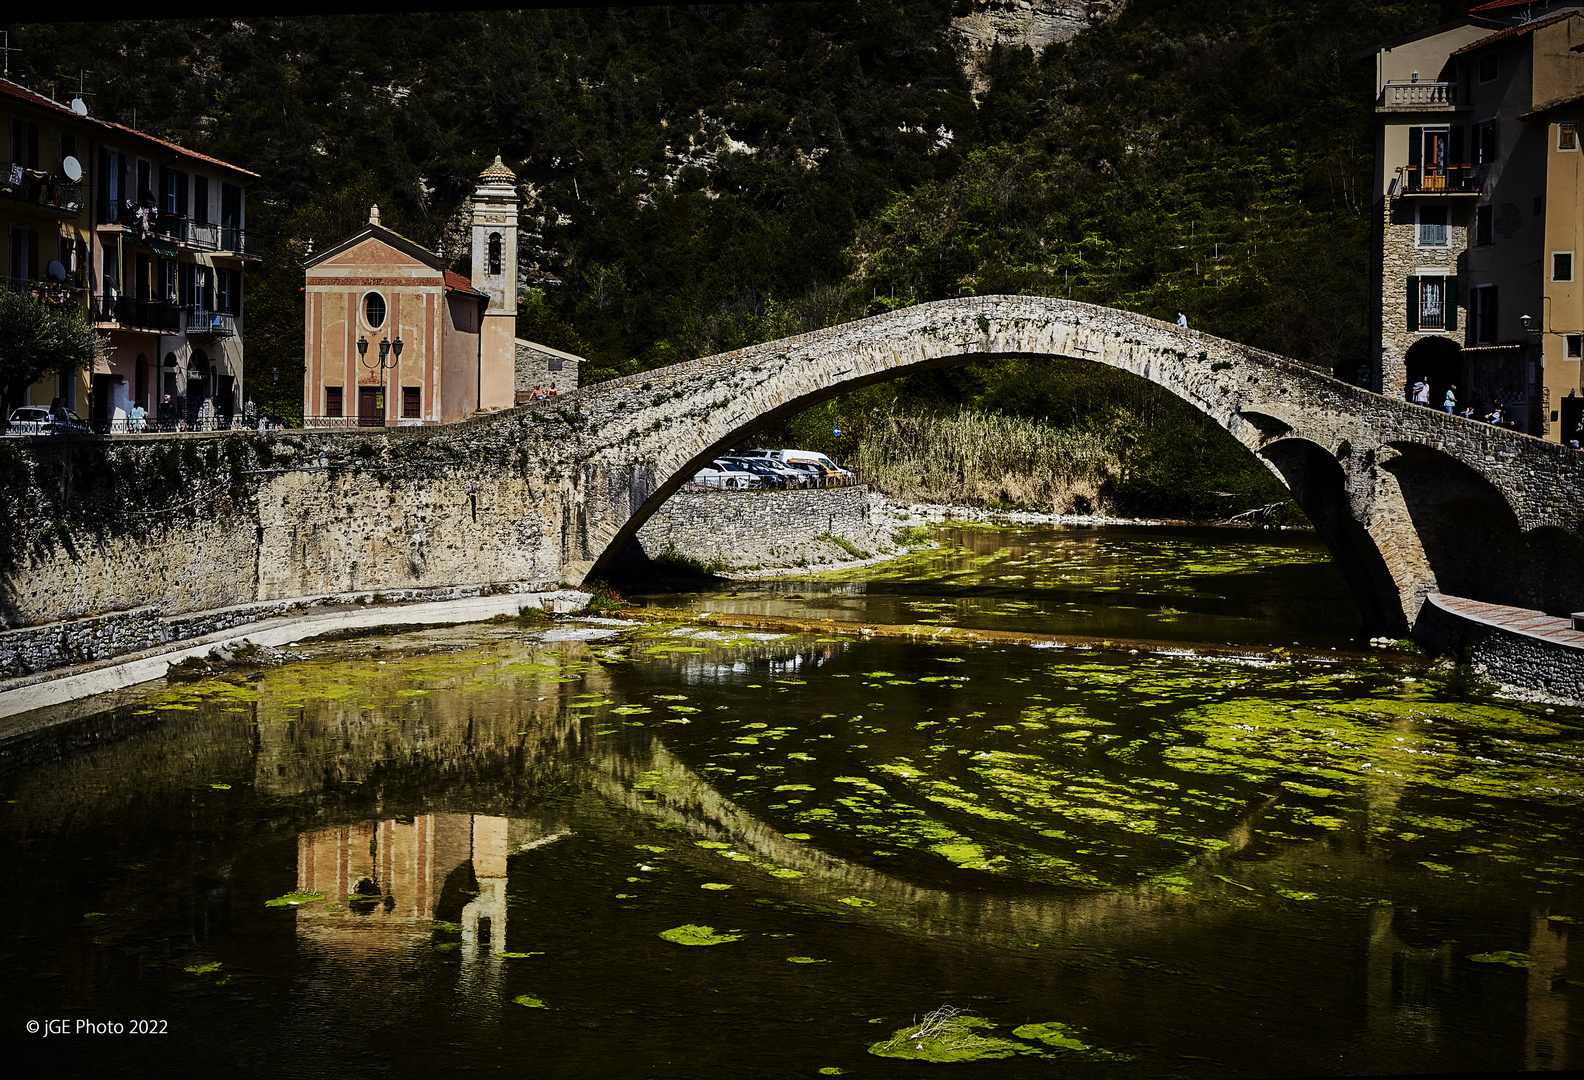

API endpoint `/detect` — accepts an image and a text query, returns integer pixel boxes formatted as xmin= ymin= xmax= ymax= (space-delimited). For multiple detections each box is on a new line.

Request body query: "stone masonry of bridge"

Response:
xmin=0 ymin=295 xmax=1581 ymax=676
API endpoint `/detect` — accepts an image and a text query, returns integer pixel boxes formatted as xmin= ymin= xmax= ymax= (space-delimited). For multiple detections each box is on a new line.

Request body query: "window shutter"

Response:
xmin=1451 ymin=125 xmax=1465 ymax=167
xmin=1408 ymin=127 xmax=1422 ymax=171
xmin=1407 ymin=275 xmax=1420 ymax=331
xmin=1445 ymin=275 xmax=1458 ymax=332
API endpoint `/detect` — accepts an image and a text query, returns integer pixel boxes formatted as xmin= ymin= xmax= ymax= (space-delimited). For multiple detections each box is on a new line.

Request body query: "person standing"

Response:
xmin=1176 ymin=311 xmax=1188 ymax=328
xmin=1443 ymin=385 xmax=1457 ymax=414
xmin=1412 ymin=378 xmax=1430 ymax=406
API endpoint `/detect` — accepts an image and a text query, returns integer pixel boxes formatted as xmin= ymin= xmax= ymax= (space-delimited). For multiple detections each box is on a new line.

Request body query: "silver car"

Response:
xmin=6 ymin=406 xmax=92 ymax=436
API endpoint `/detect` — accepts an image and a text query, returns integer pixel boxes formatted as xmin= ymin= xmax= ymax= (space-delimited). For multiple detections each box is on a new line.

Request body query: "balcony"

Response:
xmin=1394 ymin=163 xmax=1484 ymax=197
xmin=1379 ymin=80 xmax=1458 ymax=111
xmin=0 ymin=161 xmax=84 ymax=216
xmin=2 ymin=275 xmax=86 ymax=310
xmin=92 ymin=293 xmax=181 ymax=332
xmin=97 ymin=201 xmax=266 ymax=260
xmin=185 ymin=307 xmax=237 ymax=338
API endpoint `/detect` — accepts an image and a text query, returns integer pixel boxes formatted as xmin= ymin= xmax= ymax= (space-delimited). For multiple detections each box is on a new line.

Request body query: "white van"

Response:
xmin=760 ymin=449 xmax=853 ymax=485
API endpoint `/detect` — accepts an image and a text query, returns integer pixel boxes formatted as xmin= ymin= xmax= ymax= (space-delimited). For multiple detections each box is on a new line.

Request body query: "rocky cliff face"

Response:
xmin=950 ymin=0 xmax=1123 ymax=97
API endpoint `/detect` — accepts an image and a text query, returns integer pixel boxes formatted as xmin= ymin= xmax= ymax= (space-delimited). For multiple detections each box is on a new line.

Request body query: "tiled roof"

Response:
xmin=443 ymin=269 xmax=486 ymax=297
xmin=1451 ymin=10 xmax=1579 ymax=55
xmin=479 ymin=155 xmax=516 ymax=181
xmin=0 ymin=77 xmax=257 ymax=179
xmin=100 ymin=121 xmax=259 ymax=178
xmin=0 ymin=77 xmax=92 ymax=121
xmin=1470 ymin=0 xmax=1571 ymax=11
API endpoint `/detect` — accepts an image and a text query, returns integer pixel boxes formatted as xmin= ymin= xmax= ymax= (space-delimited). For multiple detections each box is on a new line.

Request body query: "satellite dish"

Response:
xmin=47 ymin=260 xmax=67 ymax=282
xmin=70 ymin=98 xmax=88 ymax=117
xmin=62 ymin=155 xmax=82 ymax=182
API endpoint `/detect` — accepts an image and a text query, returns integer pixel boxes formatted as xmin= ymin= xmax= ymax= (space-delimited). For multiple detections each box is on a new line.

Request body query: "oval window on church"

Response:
xmin=364 ymin=292 xmax=386 ymax=329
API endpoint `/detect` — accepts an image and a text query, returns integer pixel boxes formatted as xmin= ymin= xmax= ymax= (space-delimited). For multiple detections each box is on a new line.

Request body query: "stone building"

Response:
xmin=302 ymin=156 xmax=582 ymax=426
xmin=2 ymin=76 xmax=258 ymax=428
xmin=1366 ymin=1 xmax=1584 ymax=440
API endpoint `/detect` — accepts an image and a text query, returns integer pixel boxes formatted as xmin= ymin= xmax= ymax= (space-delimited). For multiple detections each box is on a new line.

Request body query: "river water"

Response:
xmin=1 ymin=524 xmax=1579 ymax=1078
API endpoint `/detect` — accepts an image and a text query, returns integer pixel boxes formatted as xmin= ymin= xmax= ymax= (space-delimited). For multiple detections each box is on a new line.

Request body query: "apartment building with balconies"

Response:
xmin=1367 ymin=1 xmax=1584 ymax=441
xmin=91 ymin=121 xmax=260 ymax=429
xmin=0 ymin=75 xmax=260 ymax=431
xmin=1 ymin=78 xmax=94 ymax=412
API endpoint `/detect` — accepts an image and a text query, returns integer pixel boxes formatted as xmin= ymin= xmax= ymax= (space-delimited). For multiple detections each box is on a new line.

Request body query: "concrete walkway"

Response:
xmin=0 ymin=591 xmax=590 ymax=729
xmin=1428 ymin=593 xmax=1584 ymax=649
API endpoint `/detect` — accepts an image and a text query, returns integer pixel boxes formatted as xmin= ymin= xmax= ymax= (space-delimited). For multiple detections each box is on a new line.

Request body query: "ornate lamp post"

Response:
xmin=357 ymin=334 xmax=402 ymax=425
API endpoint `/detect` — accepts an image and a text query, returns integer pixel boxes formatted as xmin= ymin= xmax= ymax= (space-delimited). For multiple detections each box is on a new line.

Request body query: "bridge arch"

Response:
xmin=572 ymin=296 xmax=1454 ymax=632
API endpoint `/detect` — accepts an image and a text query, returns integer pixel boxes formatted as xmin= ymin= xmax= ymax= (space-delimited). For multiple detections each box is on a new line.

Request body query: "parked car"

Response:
xmin=690 ymin=459 xmax=767 ymax=489
xmin=740 ymin=448 xmax=855 ymax=485
xmin=720 ymin=456 xmax=803 ymax=488
xmin=6 ymin=405 xmax=92 ymax=436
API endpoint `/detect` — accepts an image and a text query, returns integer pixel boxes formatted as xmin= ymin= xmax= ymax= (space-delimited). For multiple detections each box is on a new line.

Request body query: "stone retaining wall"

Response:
xmin=1414 ymin=593 xmax=1584 ymax=699
xmin=0 ymin=582 xmax=581 ymax=682
xmin=633 ymin=485 xmax=896 ymax=570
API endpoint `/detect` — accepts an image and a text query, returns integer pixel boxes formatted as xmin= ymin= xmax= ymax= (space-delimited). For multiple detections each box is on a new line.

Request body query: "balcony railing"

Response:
xmin=97 ymin=201 xmax=267 ymax=259
xmin=301 ymin=415 xmax=439 ymax=429
xmin=92 ymin=293 xmax=181 ymax=331
xmin=1395 ymin=163 xmax=1484 ymax=196
xmin=185 ymin=307 xmax=237 ymax=338
xmin=1 ymin=161 xmax=83 ymax=215
xmin=1381 ymin=81 xmax=1457 ymax=109
xmin=2 ymin=275 xmax=86 ymax=309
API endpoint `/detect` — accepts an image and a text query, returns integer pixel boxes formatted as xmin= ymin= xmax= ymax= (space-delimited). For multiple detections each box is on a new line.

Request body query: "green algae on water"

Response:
xmin=868 ymin=1008 xmax=1036 ymax=1062
xmin=1466 ymin=950 xmax=1537 ymax=967
xmin=513 ymin=994 xmax=549 ymax=1008
xmin=659 ymin=924 xmax=743 ymax=946
xmin=265 ymin=891 xmax=325 ymax=907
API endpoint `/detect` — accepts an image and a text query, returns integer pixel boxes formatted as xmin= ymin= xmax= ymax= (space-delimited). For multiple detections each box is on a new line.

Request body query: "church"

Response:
xmin=300 ymin=156 xmax=579 ymax=426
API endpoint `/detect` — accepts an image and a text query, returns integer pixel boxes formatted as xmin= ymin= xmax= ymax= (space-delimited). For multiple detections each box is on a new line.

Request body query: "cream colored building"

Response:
xmin=1 ymin=75 xmax=258 ymax=429
xmin=1367 ymin=1 xmax=1584 ymax=440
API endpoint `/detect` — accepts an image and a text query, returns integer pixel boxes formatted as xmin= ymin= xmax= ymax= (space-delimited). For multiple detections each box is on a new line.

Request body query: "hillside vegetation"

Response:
xmin=13 ymin=2 xmax=1458 ymax=518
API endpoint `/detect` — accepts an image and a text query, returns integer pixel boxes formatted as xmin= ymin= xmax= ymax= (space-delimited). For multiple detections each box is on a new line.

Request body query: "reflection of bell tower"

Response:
xmin=470 ymin=155 xmax=520 ymax=413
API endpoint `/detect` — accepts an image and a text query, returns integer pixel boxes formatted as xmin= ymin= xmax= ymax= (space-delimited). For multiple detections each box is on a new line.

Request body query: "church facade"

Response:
xmin=301 ymin=157 xmax=576 ymax=426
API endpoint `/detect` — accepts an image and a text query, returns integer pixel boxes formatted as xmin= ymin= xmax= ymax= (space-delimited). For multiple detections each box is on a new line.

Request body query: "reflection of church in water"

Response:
xmin=294 ymin=814 xmax=513 ymax=953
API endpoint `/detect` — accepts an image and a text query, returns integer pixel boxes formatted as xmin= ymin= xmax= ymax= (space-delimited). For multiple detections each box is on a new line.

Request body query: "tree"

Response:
xmin=0 ymin=290 xmax=105 ymax=414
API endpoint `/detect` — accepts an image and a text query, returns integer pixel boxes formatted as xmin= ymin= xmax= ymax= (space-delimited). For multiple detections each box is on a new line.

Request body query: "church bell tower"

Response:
xmin=470 ymin=155 xmax=520 ymax=411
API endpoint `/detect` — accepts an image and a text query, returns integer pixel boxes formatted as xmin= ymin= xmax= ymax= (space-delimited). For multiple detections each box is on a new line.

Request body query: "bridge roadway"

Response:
xmin=4 ymin=295 xmax=1583 ymax=646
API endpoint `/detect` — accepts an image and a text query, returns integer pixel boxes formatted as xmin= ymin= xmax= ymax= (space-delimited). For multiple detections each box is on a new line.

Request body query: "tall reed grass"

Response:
xmin=853 ymin=408 xmax=1131 ymax=512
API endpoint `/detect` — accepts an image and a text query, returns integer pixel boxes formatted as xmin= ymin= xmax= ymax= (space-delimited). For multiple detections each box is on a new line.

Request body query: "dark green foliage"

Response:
xmin=0 ymin=290 xmax=102 ymax=411
xmin=8 ymin=2 xmax=1451 ymax=515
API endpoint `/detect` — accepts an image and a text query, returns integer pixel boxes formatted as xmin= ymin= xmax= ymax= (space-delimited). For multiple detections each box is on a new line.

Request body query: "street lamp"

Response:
xmin=358 ymin=334 xmax=402 ymax=424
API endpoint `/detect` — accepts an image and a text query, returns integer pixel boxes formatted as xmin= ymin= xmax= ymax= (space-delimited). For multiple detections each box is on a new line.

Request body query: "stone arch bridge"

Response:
xmin=8 ymin=295 xmax=1584 ymax=639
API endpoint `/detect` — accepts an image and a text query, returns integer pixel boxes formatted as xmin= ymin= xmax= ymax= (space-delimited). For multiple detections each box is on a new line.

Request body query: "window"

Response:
xmin=160 ymin=167 xmax=188 ymax=217
xmin=217 ymin=269 xmax=241 ymax=316
xmin=402 ymin=386 xmax=421 ymax=419
xmin=1418 ymin=204 xmax=1448 ymax=245
xmin=10 ymin=118 xmax=38 ymax=168
xmin=1561 ymin=123 xmax=1579 ymax=152
xmin=325 ymin=387 xmax=343 ymax=417
xmin=1569 ymin=334 xmax=1583 ymax=359
xmin=1476 ymin=204 xmax=1494 ymax=246
xmin=193 ymin=176 xmax=209 ymax=225
xmin=1472 ymin=285 xmax=1498 ymax=344
xmin=1555 ymin=252 xmax=1575 ymax=281
xmin=363 ymin=292 xmax=386 ymax=329
xmin=1407 ymin=274 xmax=1457 ymax=332
xmin=488 ymin=232 xmax=502 ymax=275
xmin=1407 ymin=125 xmax=1462 ymax=191
xmin=1477 ymin=119 xmax=1497 ymax=164
xmin=1479 ymin=53 xmax=1498 ymax=83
